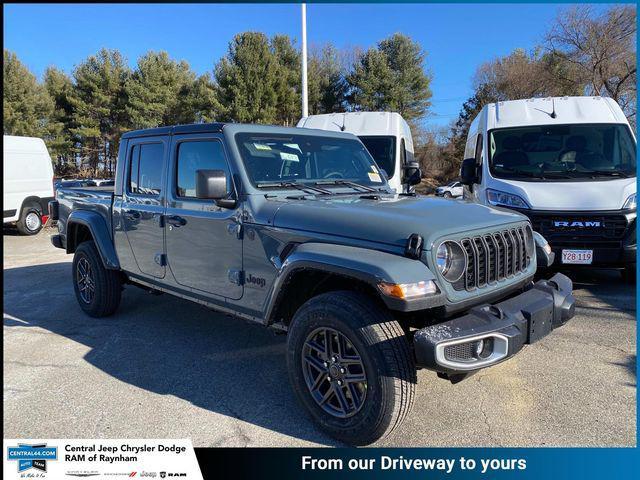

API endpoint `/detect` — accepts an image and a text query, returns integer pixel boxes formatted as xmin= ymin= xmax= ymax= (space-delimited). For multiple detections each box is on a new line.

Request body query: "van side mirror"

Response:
xmin=403 ymin=161 xmax=422 ymax=186
xmin=460 ymin=158 xmax=479 ymax=185
xmin=196 ymin=169 xmax=236 ymax=208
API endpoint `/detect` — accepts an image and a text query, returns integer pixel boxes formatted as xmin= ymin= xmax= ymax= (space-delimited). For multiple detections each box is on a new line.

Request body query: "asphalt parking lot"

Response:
xmin=3 ymin=228 xmax=636 ymax=447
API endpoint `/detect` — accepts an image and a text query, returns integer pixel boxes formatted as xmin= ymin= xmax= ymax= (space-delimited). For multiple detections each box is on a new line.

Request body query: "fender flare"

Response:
xmin=67 ymin=210 xmax=120 ymax=270
xmin=265 ymin=242 xmax=445 ymax=323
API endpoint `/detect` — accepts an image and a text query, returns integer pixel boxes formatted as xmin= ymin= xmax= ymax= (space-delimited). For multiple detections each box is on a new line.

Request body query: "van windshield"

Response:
xmin=358 ymin=136 xmax=396 ymax=179
xmin=235 ymin=133 xmax=388 ymax=189
xmin=489 ymin=124 xmax=636 ymax=181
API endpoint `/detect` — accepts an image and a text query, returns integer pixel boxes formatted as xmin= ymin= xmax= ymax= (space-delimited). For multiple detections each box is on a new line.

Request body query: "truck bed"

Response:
xmin=56 ymin=186 xmax=115 ymax=233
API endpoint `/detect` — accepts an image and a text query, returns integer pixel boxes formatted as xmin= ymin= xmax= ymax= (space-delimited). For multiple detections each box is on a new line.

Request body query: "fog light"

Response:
xmin=476 ymin=337 xmax=494 ymax=359
xmin=378 ymin=280 xmax=437 ymax=299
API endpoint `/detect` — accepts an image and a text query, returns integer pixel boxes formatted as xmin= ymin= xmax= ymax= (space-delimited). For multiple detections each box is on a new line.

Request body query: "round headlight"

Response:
xmin=436 ymin=243 xmax=451 ymax=274
xmin=524 ymin=225 xmax=534 ymax=257
xmin=436 ymin=241 xmax=466 ymax=282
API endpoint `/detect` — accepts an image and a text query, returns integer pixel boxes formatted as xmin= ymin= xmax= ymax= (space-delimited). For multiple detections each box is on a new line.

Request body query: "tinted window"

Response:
xmin=489 ymin=124 xmax=636 ymax=181
xmin=235 ymin=133 xmax=385 ymax=187
xmin=129 ymin=143 xmax=163 ymax=195
xmin=176 ymin=140 xmax=229 ymax=198
xmin=359 ymin=136 xmax=396 ymax=178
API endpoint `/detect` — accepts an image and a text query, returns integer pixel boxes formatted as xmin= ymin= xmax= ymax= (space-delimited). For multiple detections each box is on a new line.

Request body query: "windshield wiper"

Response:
xmin=498 ymin=168 xmax=548 ymax=179
xmin=577 ymin=170 xmax=630 ymax=178
xmin=314 ymin=179 xmax=379 ymax=193
xmin=255 ymin=181 xmax=332 ymax=195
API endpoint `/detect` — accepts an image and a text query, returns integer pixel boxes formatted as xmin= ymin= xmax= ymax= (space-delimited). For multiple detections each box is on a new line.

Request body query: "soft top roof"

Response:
xmin=121 ymin=122 xmax=360 ymax=140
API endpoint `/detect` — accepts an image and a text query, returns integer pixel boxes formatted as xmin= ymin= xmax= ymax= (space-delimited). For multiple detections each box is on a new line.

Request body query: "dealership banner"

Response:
xmin=4 ymin=441 xmax=640 ymax=479
xmin=4 ymin=439 xmax=202 ymax=479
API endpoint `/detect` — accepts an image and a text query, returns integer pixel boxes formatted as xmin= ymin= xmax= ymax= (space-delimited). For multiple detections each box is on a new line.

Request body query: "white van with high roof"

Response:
xmin=459 ymin=96 xmax=637 ymax=281
xmin=3 ymin=135 xmax=55 ymax=235
xmin=297 ymin=112 xmax=421 ymax=193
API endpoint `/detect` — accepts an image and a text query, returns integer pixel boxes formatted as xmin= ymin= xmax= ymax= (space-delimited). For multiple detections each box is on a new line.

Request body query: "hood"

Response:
xmin=489 ymin=177 xmax=636 ymax=211
xmin=271 ymin=195 xmax=526 ymax=249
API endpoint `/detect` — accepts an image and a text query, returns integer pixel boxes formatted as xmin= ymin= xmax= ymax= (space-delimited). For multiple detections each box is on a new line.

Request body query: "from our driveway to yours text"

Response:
xmin=301 ymin=455 xmax=527 ymax=474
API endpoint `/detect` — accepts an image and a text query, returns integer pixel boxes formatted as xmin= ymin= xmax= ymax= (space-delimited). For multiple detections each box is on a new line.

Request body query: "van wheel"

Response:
xmin=287 ymin=291 xmax=416 ymax=445
xmin=16 ymin=203 xmax=43 ymax=235
xmin=73 ymin=241 xmax=122 ymax=317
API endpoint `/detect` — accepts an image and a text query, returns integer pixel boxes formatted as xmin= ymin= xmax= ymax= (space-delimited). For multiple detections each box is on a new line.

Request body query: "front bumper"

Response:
xmin=414 ymin=273 xmax=575 ymax=375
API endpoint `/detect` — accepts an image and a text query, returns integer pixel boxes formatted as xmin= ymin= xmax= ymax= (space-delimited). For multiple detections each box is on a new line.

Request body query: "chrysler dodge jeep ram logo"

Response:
xmin=7 ymin=443 xmax=58 ymax=473
xmin=554 ymin=220 xmax=602 ymax=228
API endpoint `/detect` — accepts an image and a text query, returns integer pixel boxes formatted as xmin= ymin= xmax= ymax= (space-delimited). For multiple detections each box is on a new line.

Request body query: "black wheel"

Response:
xmin=72 ymin=241 xmax=122 ymax=317
xmin=443 ymin=191 xmax=452 ymax=198
xmin=16 ymin=202 xmax=43 ymax=235
xmin=287 ymin=291 xmax=416 ymax=445
xmin=622 ymin=265 xmax=636 ymax=284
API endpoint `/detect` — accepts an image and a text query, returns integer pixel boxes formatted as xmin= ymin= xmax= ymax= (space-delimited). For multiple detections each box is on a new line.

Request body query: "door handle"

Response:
xmin=166 ymin=215 xmax=187 ymax=227
xmin=123 ymin=211 xmax=141 ymax=221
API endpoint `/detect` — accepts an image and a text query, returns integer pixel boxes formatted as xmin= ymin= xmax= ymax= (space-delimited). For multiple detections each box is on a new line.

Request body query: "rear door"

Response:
xmin=164 ymin=134 xmax=243 ymax=299
xmin=120 ymin=136 xmax=168 ymax=278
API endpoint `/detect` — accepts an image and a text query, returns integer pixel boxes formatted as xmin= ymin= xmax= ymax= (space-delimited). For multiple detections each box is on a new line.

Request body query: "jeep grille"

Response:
xmin=453 ymin=226 xmax=531 ymax=291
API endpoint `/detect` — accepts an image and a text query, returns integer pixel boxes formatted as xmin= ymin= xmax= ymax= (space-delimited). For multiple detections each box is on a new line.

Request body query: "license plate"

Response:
xmin=561 ymin=249 xmax=593 ymax=264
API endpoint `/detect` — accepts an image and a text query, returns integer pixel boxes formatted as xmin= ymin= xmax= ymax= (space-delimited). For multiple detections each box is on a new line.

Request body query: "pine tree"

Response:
xmin=271 ymin=35 xmax=301 ymax=126
xmin=308 ymin=44 xmax=347 ymax=115
xmin=43 ymin=67 xmax=75 ymax=172
xmin=125 ymin=51 xmax=215 ymax=128
xmin=347 ymin=34 xmax=432 ymax=121
xmin=214 ymin=32 xmax=279 ymax=124
xmin=3 ymin=50 xmax=53 ymax=137
xmin=70 ymin=49 xmax=130 ymax=175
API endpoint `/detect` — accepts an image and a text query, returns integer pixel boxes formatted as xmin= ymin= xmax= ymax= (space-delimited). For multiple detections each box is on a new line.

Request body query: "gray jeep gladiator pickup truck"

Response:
xmin=49 ymin=123 xmax=575 ymax=445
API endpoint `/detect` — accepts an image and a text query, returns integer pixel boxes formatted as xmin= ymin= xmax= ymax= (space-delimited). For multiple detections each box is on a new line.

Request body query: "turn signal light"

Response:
xmin=378 ymin=280 xmax=437 ymax=299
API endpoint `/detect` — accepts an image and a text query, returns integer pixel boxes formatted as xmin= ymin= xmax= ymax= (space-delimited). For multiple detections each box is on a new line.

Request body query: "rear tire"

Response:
xmin=287 ymin=291 xmax=416 ymax=445
xmin=16 ymin=202 xmax=43 ymax=235
xmin=73 ymin=241 xmax=122 ymax=317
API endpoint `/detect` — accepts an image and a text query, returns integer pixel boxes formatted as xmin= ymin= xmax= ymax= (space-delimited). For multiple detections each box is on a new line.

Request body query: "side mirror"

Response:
xmin=460 ymin=158 xmax=479 ymax=185
xmin=196 ymin=169 xmax=236 ymax=208
xmin=403 ymin=161 xmax=422 ymax=186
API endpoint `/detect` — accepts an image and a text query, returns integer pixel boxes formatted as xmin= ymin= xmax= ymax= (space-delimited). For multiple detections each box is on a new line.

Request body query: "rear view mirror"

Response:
xmin=403 ymin=161 xmax=422 ymax=186
xmin=460 ymin=158 xmax=479 ymax=185
xmin=196 ymin=169 xmax=236 ymax=208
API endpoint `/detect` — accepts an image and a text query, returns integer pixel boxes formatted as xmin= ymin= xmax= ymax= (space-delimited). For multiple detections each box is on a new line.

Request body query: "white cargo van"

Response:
xmin=297 ymin=112 xmax=421 ymax=193
xmin=459 ymin=96 xmax=637 ymax=280
xmin=3 ymin=135 xmax=55 ymax=235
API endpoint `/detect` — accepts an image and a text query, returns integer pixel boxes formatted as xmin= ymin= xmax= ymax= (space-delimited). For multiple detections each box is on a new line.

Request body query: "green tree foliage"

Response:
xmin=43 ymin=66 xmax=75 ymax=168
xmin=271 ymin=35 xmax=301 ymax=126
xmin=347 ymin=33 xmax=432 ymax=121
xmin=125 ymin=51 xmax=217 ymax=128
xmin=214 ymin=32 xmax=280 ymax=124
xmin=3 ymin=50 xmax=53 ymax=137
xmin=308 ymin=45 xmax=347 ymax=115
xmin=70 ymin=49 xmax=130 ymax=174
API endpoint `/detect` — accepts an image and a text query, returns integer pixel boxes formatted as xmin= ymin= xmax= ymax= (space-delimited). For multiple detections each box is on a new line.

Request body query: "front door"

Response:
xmin=164 ymin=134 xmax=243 ymax=299
xmin=121 ymin=136 xmax=168 ymax=278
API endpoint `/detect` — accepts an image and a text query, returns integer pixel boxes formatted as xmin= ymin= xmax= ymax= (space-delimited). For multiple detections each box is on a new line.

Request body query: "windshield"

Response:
xmin=489 ymin=124 xmax=636 ymax=181
xmin=358 ymin=136 xmax=396 ymax=178
xmin=235 ymin=133 xmax=388 ymax=188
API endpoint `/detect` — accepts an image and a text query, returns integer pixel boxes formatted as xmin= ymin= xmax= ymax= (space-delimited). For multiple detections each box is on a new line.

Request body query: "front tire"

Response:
xmin=16 ymin=203 xmax=43 ymax=235
xmin=443 ymin=191 xmax=452 ymax=198
xmin=72 ymin=241 xmax=122 ymax=317
xmin=287 ymin=291 xmax=416 ymax=445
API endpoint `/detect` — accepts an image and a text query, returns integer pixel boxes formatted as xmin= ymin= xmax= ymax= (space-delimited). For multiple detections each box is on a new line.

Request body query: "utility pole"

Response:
xmin=301 ymin=3 xmax=309 ymax=118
